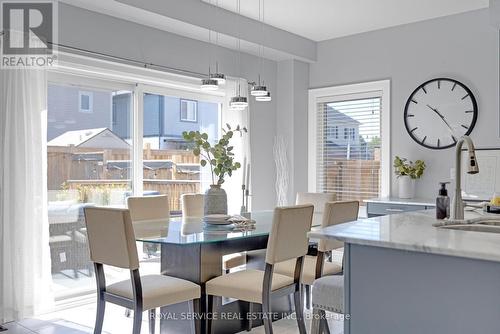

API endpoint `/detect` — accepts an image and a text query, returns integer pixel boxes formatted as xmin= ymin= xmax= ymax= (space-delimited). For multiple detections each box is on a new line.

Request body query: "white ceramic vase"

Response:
xmin=398 ymin=175 xmax=416 ymax=199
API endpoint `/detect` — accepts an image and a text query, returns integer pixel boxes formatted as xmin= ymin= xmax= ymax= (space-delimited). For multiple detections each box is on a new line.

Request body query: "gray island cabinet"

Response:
xmin=309 ymin=210 xmax=500 ymax=334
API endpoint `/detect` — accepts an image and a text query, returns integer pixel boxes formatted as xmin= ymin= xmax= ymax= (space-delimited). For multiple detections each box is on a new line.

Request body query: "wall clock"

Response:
xmin=404 ymin=78 xmax=478 ymax=149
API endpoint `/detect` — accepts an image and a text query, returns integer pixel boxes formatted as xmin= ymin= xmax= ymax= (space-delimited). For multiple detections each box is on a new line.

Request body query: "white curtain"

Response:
xmin=0 ymin=69 xmax=53 ymax=323
xmin=222 ymin=78 xmax=251 ymax=214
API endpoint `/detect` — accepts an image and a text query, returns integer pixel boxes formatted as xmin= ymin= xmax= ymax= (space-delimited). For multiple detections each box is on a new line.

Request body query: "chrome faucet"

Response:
xmin=450 ymin=135 xmax=479 ymax=220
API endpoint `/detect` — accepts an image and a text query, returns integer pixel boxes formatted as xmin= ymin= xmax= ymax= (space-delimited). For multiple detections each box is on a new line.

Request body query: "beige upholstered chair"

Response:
xmin=84 ymin=207 xmax=201 ymax=334
xmin=127 ymin=195 xmax=170 ymax=223
xmin=274 ymin=201 xmax=358 ymax=309
xmin=296 ymin=192 xmax=336 ymax=226
xmin=181 ymin=193 xmax=246 ymax=273
xmin=205 ymin=205 xmax=314 ymax=334
xmin=181 ymin=194 xmax=204 ymax=218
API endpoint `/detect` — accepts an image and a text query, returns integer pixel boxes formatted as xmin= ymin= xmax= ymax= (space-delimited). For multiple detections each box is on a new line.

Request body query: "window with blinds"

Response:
xmin=316 ymin=96 xmax=382 ymax=202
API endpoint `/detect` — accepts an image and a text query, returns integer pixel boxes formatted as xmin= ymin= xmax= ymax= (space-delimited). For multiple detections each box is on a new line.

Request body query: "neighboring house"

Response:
xmin=324 ymin=106 xmax=373 ymax=160
xmin=48 ymin=85 xmax=220 ymax=148
xmin=47 ymin=84 xmax=113 ymax=141
xmin=48 ymin=128 xmax=130 ymax=149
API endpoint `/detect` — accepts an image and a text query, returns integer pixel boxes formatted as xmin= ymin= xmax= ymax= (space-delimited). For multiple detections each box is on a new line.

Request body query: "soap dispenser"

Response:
xmin=436 ymin=182 xmax=450 ymax=219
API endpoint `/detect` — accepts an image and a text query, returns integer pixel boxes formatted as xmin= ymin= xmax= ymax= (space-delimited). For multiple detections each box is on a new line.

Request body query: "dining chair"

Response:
xmin=296 ymin=192 xmax=336 ymax=227
xmin=205 ymin=204 xmax=314 ymax=334
xmin=84 ymin=207 xmax=201 ymax=334
xmin=127 ymin=195 xmax=170 ymax=224
xmin=181 ymin=193 xmax=246 ymax=273
xmin=181 ymin=193 xmax=204 ymax=217
xmin=274 ymin=201 xmax=358 ymax=309
xmin=310 ymin=275 xmax=344 ymax=334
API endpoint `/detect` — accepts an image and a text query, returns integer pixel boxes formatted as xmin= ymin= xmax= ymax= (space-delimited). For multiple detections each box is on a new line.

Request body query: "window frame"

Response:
xmin=78 ymin=91 xmax=93 ymax=113
xmin=308 ymin=80 xmax=391 ymax=198
xmin=179 ymin=99 xmax=198 ymax=123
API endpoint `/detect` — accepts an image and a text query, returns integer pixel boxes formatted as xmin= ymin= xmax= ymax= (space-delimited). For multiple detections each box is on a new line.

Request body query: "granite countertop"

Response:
xmin=364 ymin=197 xmax=435 ymax=206
xmin=308 ymin=209 xmax=500 ymax=263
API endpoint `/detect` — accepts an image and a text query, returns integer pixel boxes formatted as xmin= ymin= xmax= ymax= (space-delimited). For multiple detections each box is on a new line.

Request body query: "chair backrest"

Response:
xmin=319 ymin=201 xmax=359 ymax=252
xmin=84 ymin=207 xmax=139 ymax=270
xmin=296 ymin=192 xmax=336 ymax=226
xmin=127 ymin=195 xmax=170 ymax=223
xmin=181 ymin=193 xmax=204 ymax=217
xmin=265 ymin=205 xmax=314 ymax=265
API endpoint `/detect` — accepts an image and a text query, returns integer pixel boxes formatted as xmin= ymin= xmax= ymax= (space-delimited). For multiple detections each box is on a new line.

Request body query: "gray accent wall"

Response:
xmin=58 ymin=3 xmax=277 ymax=210
xmin=309 ymin=9 xmax=499 ymax=198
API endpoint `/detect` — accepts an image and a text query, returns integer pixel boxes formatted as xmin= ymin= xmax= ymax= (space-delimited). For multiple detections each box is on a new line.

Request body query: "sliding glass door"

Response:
xmin=47 ymin=77 xmax=135 ymax=299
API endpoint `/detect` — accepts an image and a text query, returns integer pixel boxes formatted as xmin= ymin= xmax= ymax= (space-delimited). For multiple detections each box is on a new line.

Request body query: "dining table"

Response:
xmin=134 ymin=210 xmax=301 ymax=334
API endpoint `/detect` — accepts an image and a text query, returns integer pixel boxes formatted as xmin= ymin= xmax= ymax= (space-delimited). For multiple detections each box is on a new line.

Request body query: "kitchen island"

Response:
xmin=309 ymin=209 xmax=500 ymax=334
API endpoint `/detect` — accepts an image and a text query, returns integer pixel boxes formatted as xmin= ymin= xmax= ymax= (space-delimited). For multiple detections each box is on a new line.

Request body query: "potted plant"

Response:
xmin=183 ymin=124 xmax=247 ymax=215
xmin=394 ymin=156 xmax=426 ymax=199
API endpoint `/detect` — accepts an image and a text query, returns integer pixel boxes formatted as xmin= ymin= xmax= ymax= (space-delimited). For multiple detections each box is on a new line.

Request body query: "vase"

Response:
xmin=398 ymin=175 xmax=416 ymax=199
xmin=204 ymin=185 xmax=228 ymax=215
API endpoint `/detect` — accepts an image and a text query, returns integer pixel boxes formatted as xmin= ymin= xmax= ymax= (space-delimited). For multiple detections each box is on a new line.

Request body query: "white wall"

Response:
xmin=309 ymin=9 xmax=499 ymax=198
xmin=276 ymin=59 xmax=309 ymax=204
xmin=58 ymin=3 xmax=278 ymax=210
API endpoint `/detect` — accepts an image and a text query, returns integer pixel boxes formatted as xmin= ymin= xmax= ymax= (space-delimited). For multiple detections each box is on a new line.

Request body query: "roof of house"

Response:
xmin=326 ymin=106 xmax=360 ymax=125
xmin=48 ymin=128 xmax=130 ymax=149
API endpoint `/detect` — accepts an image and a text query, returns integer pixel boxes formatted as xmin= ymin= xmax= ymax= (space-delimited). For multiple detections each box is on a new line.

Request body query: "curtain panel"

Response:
xmin=0 ymin=68 xmax=53 ymax=323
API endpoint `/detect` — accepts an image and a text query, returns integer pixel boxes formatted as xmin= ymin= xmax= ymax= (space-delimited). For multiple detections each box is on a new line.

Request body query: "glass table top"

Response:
xmin=134 ymin=211 xmax=275 ymax=245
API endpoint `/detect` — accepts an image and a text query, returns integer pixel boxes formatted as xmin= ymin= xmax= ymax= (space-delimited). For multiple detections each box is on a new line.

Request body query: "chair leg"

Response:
xmin=207 ymin=295 xmax=214 ymax=334
xmin=293 ymin=289 xmax=307 ymax=334
xmin=319 ymin=310 xmax=331 ymax=334
xmin=305 ymin=284 xmax=311 ymax=310
xmin=262 ymin=293 xmax=273 ymax=334
xmin=246 ymin=302 xmax=254 ymax=331
xmin=149 ymin=309 xmax=156 ymax=334
xmin=189 ymin=299 xmax=201 ymax=334
xmin=132 ymin=308 xmax=142 ymax=334
xmin=94 ymin=296 xmax=105 ymax=334
xmin=310 ymin=308 xmax=322 ymax=334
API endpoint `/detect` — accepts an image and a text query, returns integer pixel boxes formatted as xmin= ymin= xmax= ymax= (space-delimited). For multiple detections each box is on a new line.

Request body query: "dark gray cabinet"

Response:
xmin=366 ymin=198 xmax=434 ymax=218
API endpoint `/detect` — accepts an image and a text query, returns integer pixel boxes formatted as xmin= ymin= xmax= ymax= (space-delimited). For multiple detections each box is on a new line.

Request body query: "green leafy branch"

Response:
xmin=182 ymin=124 xmax=248 ymax=185
xmin=394 ymin=156 xmax=426 ymax=179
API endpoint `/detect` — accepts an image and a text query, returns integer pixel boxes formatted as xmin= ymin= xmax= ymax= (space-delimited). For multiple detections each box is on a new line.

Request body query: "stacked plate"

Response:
xmin=203 ymin=214 xmax=232 ymax=225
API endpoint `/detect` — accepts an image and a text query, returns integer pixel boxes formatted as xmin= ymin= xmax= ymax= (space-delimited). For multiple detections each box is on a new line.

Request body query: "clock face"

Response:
xmin=404 ymin=78 xmax=478 ymax=149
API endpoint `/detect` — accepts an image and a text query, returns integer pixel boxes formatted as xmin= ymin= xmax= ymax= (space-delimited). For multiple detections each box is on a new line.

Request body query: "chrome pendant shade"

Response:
xmin=230 ymin=95 xmax=248 ymax=109
xmin=210 ymin=72 xmax=226 ymax=85
xmin=200 ymin=78 xmax=219 ymax=91
xmin=250 ymin=85 xmax=267 ymax=96
xmin=256 ymin=91 xmax=271 ymax=102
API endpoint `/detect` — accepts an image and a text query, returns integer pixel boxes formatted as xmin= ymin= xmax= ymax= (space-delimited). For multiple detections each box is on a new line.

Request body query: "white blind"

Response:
xmin=316 ymin=96 xmax=382 ymax=202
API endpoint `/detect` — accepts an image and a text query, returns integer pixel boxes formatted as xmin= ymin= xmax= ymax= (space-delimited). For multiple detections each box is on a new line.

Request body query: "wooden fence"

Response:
xmin=322 ymin=159 xmax=381 ymax=203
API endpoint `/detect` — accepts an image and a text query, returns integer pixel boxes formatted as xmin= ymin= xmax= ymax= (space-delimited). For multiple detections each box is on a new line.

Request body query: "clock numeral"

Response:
xmin=461 ymin=124 xmax=469 ymax=130
xmin=437 ymin=139 xmax=440 ymax=148
xmin=461 ymin=94 xmax=469 ymax=100
xmin=411 ymin=99 xmax=418 ymax=104
xmin=465 ymin=110 xmax=474 ymax=113
xmin=422 ymin=86 xmax=427 ymax=94
xmin=438 ymin=80 xmax=441 ymax=89
xmin=451 ymin=82 xmax=457 ymax=91
xmin=410 ymin=127 xmax=418 ymax=133
xmin=421 ymin=136 xmax=427 ymax=144
xmin=451 ymin=135 xmax=457 ymax=143
xmin=406 ymin=114 xmax=415 ymax=118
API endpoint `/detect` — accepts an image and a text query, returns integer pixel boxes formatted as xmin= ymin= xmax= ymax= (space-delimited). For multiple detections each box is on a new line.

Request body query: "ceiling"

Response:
xmin=204 ymin=0 xmax=489 ymax=41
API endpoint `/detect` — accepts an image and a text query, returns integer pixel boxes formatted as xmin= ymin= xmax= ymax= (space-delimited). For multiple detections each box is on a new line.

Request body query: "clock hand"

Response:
xmin=426 ymin=104 xmax=455 ymax=133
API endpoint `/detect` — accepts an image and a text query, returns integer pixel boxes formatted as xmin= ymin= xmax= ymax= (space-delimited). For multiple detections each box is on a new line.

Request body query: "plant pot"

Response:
xmin=204 ymin=185 xmax=228 ymax=215
xmin=398 ymin=176 xmax=416 ymax=199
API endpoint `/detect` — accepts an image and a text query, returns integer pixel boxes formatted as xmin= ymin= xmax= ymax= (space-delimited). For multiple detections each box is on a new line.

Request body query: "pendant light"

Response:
xmin=252 ymin=0 xmax=271 ymax=101
xmin=201 ymin=16 xmax=218 ymax=91
xmin=256 ymin=91 xmax=271 ymax=102
xmin=230 ymin=0 xmax=248 ymax=110
xmin=251 ymin=75 xmax=267 ymax=96
xmin=209 ymin=1 xmax=226 ymax=85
